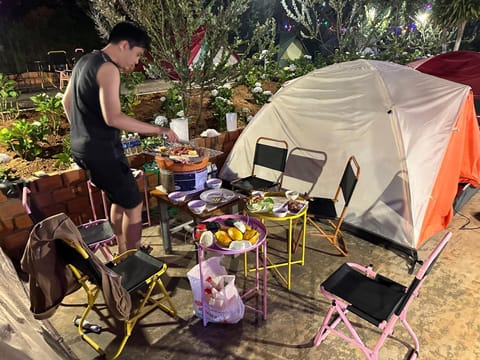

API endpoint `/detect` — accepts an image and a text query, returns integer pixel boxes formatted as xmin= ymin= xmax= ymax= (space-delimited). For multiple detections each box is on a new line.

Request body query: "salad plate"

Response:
xmin=200 ymin=189 xmax=236 ymax=204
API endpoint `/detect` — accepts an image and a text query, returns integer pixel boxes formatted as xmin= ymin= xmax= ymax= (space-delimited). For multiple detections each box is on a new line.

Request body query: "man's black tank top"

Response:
xmin=69 ymin=50 xmax=123 ymax=160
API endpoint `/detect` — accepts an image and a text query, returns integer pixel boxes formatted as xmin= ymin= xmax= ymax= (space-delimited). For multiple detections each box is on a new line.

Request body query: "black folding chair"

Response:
xmin=47 ymin=50 xmax=71 ymax=89
xmin=230 ymin=137 xmax=288 ymax=193
xmin=305 ymin=155 xmax=360 ymax=256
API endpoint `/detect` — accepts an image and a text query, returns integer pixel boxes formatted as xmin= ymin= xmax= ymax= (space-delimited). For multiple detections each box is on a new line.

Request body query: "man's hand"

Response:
xmin=160 ymin=128 xmax=179 ymax=143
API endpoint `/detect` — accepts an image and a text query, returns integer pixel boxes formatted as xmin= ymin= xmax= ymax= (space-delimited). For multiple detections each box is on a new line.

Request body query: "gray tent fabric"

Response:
xmin=0 ymin=248 xmax=64 ymax=360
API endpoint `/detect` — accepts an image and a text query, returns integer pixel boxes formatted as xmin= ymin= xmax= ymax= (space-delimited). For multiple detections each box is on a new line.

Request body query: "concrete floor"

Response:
xmin=46 ymin=192 xmax=480 ymax=360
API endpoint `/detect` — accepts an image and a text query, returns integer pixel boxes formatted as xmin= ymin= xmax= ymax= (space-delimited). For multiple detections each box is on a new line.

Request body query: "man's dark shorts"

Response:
xmin=74 ymin=155 xmax=142 ymax=209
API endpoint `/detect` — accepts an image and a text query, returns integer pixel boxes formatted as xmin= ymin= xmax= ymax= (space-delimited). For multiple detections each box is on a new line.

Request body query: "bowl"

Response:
xmin=272 ymin=207 xmax=288 ymax=217
xmin=206 ymin=178 xmax=222 ymax=189
xmin=188 ymin=199 xmax=207 ymax=214
xmin=168 ymin=191 xmax=186 ymax=204
xmin=285 ymin=190 xmax=299 ymax=201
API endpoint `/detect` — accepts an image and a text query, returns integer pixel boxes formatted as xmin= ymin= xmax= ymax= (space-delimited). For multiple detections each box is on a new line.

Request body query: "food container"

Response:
xmin=206 ymin=178 xmax=222 ymax=189
xmin=168 ymin=191 xmax=186 ymax=204
xmin=272 ymin=207 xmax=288 ymax=217
xmin=285 ymin=190 xmax=299 ymax=201
xmin=188 ymin=199 xmax=207 ymax=214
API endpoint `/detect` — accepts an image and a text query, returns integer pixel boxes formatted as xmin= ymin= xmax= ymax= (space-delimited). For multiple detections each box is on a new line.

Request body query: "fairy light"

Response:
xmin=414 ymin=11 xmax=429 ymax=28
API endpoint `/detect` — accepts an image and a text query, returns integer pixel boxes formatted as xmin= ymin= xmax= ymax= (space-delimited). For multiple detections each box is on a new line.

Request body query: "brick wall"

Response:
xmin=0 ymin=129 xmax=243 ymax=263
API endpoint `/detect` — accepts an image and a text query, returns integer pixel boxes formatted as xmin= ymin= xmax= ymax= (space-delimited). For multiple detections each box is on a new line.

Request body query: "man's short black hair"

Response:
xmin=108 ymin=22 xmax=151 ymax=51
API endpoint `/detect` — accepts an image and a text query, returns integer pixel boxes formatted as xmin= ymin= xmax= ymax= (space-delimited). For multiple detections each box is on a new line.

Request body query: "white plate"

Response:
xmin=200 ymin=189 xmax=236 ymax=204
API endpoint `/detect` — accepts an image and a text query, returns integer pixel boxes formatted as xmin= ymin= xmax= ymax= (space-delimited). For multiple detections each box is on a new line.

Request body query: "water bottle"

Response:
xmin=127 ymin=134 xmax=135 ymax=155
xmin=134 ymin=133 xmax=142 ymax=154
xmin=121 ymin=135 xmax=130 ymax=155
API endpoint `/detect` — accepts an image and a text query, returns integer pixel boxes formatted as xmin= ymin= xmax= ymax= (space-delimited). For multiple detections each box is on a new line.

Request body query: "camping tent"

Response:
xmin=219 ymin=60 xmax=480 ymax=250
xmin=408 ymin=51 xmax=480 ymax=211
xmin=164 ymin=27 xmax=239 ymax=80
xmin=407 ymin=51 xmax=480 ymax=123
xmin=277 ymin=34 xmax=308 ymax=66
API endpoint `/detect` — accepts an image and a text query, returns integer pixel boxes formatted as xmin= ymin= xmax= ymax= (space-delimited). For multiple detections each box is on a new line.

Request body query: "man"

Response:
xmin=62 ymin=22 xmax=178 ymax=253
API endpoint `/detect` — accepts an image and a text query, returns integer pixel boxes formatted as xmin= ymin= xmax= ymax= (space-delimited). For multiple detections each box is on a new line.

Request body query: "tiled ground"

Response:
xmin=47 ymin=192 xmax=480 ymax=359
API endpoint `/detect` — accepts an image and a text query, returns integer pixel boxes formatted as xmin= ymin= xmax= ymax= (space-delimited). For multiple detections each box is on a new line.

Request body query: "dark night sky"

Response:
xmin=0 ymin=0 xmax=86 ymax=19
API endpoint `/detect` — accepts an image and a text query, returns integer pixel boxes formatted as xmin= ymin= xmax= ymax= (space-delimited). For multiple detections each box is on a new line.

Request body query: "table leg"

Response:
xmin=301 ymin=212 xmax=307 ymax=266
xmin=158 ymin=201 xmax=172 ymax=254
xmin=262 ymin=241 xmax=268 ymax=320
xmin=287 ymin=218 xmax=293 ymax=290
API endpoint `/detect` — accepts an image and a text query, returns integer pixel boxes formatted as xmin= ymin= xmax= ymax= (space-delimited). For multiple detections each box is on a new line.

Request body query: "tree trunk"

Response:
xmin=453 ymin=20 xmax=466 ymax=51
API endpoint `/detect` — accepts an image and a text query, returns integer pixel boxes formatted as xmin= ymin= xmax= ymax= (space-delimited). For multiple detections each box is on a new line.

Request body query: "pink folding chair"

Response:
xmin=22 ymin=185 xmax=115 ymax=262
xmin=87 ymin=168 xmax=151 ymax=227
xmin=313 ymin=232 xmax=451 ymax=360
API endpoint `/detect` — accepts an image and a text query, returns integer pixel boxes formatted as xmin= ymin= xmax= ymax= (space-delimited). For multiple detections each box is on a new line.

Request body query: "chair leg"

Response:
xmin=307 ymin=218 xmax=348 ymax=256
xmin=315 ymin=300 xmax=376 ymax=359
xmin=292 ymin=218 xmax=303 ymax=253
xmin=400 ymin=313 xmax=420 ymax=359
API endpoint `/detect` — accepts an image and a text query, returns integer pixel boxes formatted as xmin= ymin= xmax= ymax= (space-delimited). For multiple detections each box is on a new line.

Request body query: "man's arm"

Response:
xmin=62 ymin=77 xmax=73 ymax=124
xmin=97 ymin=62 xmax=178 ymax=141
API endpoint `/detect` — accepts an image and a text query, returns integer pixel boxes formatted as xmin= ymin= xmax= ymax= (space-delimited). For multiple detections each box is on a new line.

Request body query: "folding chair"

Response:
xmin=22 ymin=185 xmax=115 ymax=261
xmin=87 ymin=168 xmax=151 ymax=227
xmin=31 ymin=213 xmax=177 ymax=360
xmin=72 ymin=47 xmax=85 ymax=65
xmin=305 ymin=155 xmax=360 ymax=256
xmin=313 ymin=232 xmax=451 ymax=360
xmin=47 ymin=50 xmax=71 ymax=89
xmin=230 ymin=137 xmax=288 ymax=193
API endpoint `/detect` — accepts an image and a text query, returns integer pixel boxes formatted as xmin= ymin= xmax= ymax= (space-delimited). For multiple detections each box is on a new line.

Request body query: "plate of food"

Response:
xmin=214 ymin=221 xmax=261 ymax=250
xmin=245 ymin=194 xmax=275 ymax=213
xmin=286 ymin=199 xmax=307 ymax=214
xmin=200 ymin=189 xmax=236 ymax=204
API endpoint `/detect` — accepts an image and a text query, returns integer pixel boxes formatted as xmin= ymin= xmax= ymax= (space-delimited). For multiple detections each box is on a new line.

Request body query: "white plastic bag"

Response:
xmin=187 ymin=256 xmax=245 ymax=324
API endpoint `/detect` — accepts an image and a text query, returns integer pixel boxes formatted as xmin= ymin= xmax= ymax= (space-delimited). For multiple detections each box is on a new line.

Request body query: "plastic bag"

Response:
xmin=187 ymin=256 xmax=245 ymax=324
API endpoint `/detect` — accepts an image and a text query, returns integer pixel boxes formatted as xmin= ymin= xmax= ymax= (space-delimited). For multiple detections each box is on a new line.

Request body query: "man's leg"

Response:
xmin=111 ymin=202 xmax=143 ymax=253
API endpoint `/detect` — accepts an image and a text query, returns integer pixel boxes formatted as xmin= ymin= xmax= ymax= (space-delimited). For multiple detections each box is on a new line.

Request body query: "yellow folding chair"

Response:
xmin=26 ymin=213 xmax=177 ymax=360
xmin=59 ymin=237 xmax=177 ymax=359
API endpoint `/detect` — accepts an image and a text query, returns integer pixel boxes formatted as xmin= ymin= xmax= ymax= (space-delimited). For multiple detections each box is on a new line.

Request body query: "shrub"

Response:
xmin=120 ymin=71 xmax=145 ymax=117
xmin=250 ymin=82 xmax=272 ymax=106
xmin=159 ymin=86 xmax=184 ymax=120
xmin=209 ymin=84 xmax=235 ymax=131
xmin=52 ymin=135 xmax=72 ymax=168
xmin=0 ymin=73 xmax=20 ymax=122
xmin=30 ymin=92 xmax=65 ymax=135
xmin=0 ymin=118 xmax=49 ymax=160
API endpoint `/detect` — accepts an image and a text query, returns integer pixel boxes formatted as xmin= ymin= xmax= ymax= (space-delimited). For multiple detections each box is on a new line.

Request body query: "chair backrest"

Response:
xmin=47 ymin=50 xmax=69 ymax=71
xmin=55 ymin=238 xmax=103 ymax=285
xmin=394 ymin=231 xmax=451 ymax=316
xmin=335 ymin=155 xmax=360 ymax=206
xmin=22 ymin=186 xmax=46 ymax=224
xmin=283 ymin=147 xmax=327 ymax=195
xmin=252 ymin=137 xmax=289 ymax=176
xmin=72 ymin=48 xmax=85 ymax=64
xmin=87 ymin=180 xmax=110 ymax=221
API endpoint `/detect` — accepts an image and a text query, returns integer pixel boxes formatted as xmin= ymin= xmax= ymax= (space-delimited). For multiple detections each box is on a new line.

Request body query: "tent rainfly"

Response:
xmin=220 ymin=60 xmax=480 ymax=251
xmin=408 ymin=50 xmax=480 ymax=123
